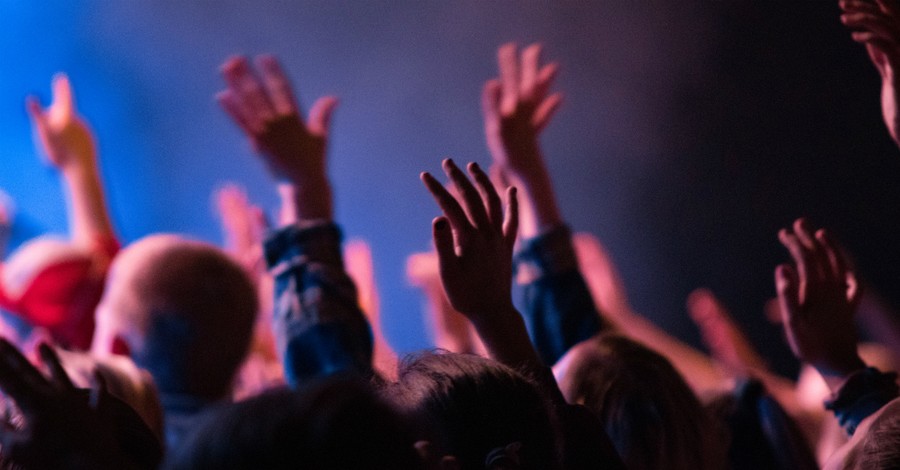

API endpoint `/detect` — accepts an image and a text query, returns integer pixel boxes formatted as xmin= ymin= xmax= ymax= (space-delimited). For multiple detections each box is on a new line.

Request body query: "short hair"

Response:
xmin=557 ymin=333 xmax=722 ymax=470
xmin=164 ymin=378 xmax=423 ymax=470
xmin=384 ymin=351 xmax=560 ymax=470
xmin=100 ymin=235 xmax=257 ymax=400
xmin=856 ymin=398 xmax=900 ymax=469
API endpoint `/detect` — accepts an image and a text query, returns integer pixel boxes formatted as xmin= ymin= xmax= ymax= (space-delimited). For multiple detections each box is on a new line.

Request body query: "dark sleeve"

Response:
xmin=264 ymin=222 xmax=373 ymax=387
xmin=824 ymin=367 xmax=899 ymax=435
xmin=515 ymin=225 xmax=602 ymax=365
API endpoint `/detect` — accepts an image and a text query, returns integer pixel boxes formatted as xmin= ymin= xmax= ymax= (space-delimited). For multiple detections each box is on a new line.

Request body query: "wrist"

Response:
xmin=815 ymin=354 xmax=868 ymax=393
xmin=277 ymin=182 xmax=333 ymax=225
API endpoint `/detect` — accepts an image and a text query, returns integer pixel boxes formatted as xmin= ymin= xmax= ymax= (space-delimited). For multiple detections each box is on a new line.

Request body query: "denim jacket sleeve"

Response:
xmin=824 ymin=367 xmax=899 ymax=435
xmin=263 ymin=222 xmax=373 ymax=387
xmin=515 ymin=225 xmax=602 ymax=366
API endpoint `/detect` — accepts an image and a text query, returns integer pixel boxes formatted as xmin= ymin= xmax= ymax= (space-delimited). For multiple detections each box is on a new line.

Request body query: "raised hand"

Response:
xmin=840 ymin=0 xmax=900 ymax=146
xmin=26 ymin=74 xmax=96 ymax=172
xmin=421 ymin=159 xmax=518 ymax=321
xmin=0 ymin=340 xmax=133 ymax=469
xmin=214 ymin=183 xmax=267 ymax=273
xmin=775 ymin=219 xmax=865 ymax=389
xmin=217 ymin=55 xmax=338 ymax=221
xmin=482 ymin=43 xmax=563 ymax=238
xmin=483 ymin=43 xmax=562 ymax=175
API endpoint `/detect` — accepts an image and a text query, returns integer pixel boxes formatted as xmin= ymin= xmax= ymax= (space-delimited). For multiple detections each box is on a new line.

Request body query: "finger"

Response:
xmin=421 ymin=171 xmax=472 ymax=236
xmin=255 ymin=54 xmax=300 ymax=117
xmin=815 ymin=229 xmax=847 ymax=281
xmin=220 ymin=56 xmax=276 ymax=123
xmin=533 ymin=92 xmax=563 ymax=132
xmin=520 ymin=43 xmax=542 ymax=99
xmin=497 ymin=42 xmax=520 ymax=114
xmin=443 ymin=159 xmax=490 ymax=230
xmin=468 ymin=162 xmax=503 ymax=231
xmin=51 ymin=73 xmax=75 ymax=117
xmin=840 ymin=0 xmax=885 ymax=15
xmin=24 ymin=97 xmax=49 ymax=139
xmin=37 ymin=343 xmax=74 ymax=393
xmin=876 ymin=0 xmax=900 ymax=17
xmin=216 ymin=89 xmax=264 ymax=135
xmin=307 ymin=96 xmax=339 ymax=137
xmin=775 ymin=264 xmax=801 ymax=321
xmin=778 ymin=229 xmax=812 ymax=297
xmin=90 ymin=370 xmax=107 ymax=409
xmin=432 ymin=216 xmax=457 ymax=266
xmin=503 ymin=186 xmax=519 ymax=247
xmin=481 ymin=79 xmax=502 ymax=124
xmin=842 ymin=12 xmax=899 ymax=40
xmin=0 ymin=339 xmax=52 ymax=409
xmin=532 ymin=62 xmax=560 ymax=103
xmin=793 ymin=219 xmax=828 ymax=282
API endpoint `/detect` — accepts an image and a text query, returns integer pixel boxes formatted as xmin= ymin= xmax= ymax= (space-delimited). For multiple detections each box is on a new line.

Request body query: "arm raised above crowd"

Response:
xmin=217 ymin=55 xmax=372 ymax=386
xmin=26 ymin=74 xmax=116 ymax=250
xmin=217 ymin=55 xmax=337 ymax=224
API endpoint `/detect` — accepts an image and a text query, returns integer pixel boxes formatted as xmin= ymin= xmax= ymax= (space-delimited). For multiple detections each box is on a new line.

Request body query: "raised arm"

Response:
xmin=840 ymin=0 xmax=900 ymax=148
xmin=26 ymin=75 xmax=116 ymax=250
xmin=482 ymin=43 xmax=600 ymax=365
xmin=217 ymin=55 xmax=371 ymax=386
xmin=775 ymin=218 xmax=898 ymax=434
xmin=420 ymin=158 xmax=539 ymax=370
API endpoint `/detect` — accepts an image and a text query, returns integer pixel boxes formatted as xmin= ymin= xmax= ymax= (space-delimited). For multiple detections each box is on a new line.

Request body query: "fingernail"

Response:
xmin=435 ymin=219 xmax=448 ymax=230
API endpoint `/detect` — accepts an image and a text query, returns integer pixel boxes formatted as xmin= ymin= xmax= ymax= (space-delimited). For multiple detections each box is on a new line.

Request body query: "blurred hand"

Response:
xmin=214 ymin=183 xmax=267 ymax=274
xmin=217 ymin=55 xmax=337 ymax=220
xmin=483 ymin=43 xmax=562 ymax=178
xmin=26 ymin=74 xmax=97 ymax=173
xmin=420 ymin=159 xmax=518 ymax=324
xmin=775 ymin=219 xmax=864 ymax=383
xmin=0 ymin=340 xmax=128 ymax=469
xmin=841 ymin=0 xmax=900 ymax=146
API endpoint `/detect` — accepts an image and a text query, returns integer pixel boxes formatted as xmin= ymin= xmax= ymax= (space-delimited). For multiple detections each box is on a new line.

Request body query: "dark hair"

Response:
xmin=558 ymin=333 xmax=722 ymax=470
xmin=857 ymin=399 xmax=900 ymax=469
xmin=384 ymin=351 xmax=560 ymax=470
xmin=164 ymin=377 xmax=422 ymax=470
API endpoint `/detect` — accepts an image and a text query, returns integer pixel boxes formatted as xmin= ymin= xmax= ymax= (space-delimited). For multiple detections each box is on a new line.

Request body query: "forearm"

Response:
xmin=264 ymin=222 xmax=373 ymax=386
xmin=470 ymin=306 xmax=544 ymax=375
xmin=504 ymin=152 xmax=563 ymax=239
xmin=516 ymin=225 xmax=602 ymax=365
xmin=277 ymin=179 xmax=333 ymax=225
xmin=60 ymin=162 xmax=115 ymax=248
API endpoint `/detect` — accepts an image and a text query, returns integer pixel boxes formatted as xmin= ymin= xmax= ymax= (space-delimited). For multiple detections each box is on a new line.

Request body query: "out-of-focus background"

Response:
xmin=1 ymin=1 xmax=896 ymax=375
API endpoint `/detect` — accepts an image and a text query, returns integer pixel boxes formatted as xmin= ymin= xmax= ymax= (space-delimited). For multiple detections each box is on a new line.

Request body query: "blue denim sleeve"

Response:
xmin=263 ymin=222 xmax=373 ymax=387
xmin=824 ymin=367 xmax=899 ymax=435
xmin=515 ymin=225 xmax=602 ymax=366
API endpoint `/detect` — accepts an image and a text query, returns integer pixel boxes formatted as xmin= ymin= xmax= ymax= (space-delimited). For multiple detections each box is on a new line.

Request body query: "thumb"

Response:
xmin=308 ymin=96 xmax=338 ymax=137
xmin=775 ymin=264 xmax=800 ymax=322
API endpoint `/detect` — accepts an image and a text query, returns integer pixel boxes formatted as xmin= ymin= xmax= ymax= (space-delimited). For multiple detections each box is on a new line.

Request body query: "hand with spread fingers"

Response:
xmin=217 ymin=55 xmax=337 ymax=222
xmin=26 ymin=74 xmax=96 ymax=172
xmin=482 ymin=43 xmax=564 ymax=238
xmin=421 ymin=159 xmax=518 ymax=323
xmin=775 ymin=219 xmax=865 ymax=389
xmin=840 ymin=0 xmax=900 ymax=146
xmin=0 ymin=340 xmax=136 ymax=469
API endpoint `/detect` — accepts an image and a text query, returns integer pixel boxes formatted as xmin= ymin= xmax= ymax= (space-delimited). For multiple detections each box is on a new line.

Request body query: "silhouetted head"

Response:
xmin=556 ymin=333 xmax=722 ymax=470
xmin=164 ymin=377 xmax=423 ymax=470
xmin=384 ymin=351 xmax=560 ymax=470
xmin=92 ymin=234 xmax=256 ymax=402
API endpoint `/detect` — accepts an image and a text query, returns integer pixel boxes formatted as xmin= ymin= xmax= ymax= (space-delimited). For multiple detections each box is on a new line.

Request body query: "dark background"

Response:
xmin=0 ymin=2 xmax=897 ymax=375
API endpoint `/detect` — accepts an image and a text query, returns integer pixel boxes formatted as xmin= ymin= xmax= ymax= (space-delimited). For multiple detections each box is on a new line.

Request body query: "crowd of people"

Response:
xmin=0 ymin=3 xmax=898 ymax=468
